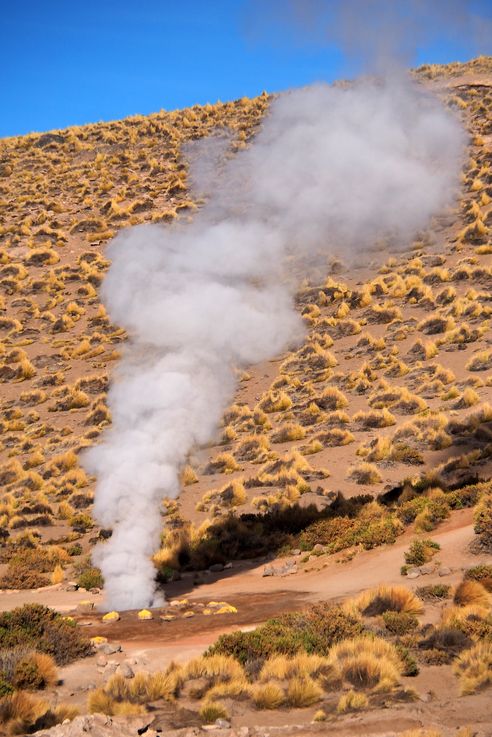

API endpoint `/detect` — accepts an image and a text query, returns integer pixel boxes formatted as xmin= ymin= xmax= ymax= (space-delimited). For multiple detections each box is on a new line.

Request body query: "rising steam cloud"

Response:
xmin=83 ymin=76 xmax=465 ymax=610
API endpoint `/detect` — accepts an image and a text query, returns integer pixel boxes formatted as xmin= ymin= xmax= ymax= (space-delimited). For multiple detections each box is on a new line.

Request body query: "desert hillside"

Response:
xmin=0 ymin=57 xmax=490 ymax=737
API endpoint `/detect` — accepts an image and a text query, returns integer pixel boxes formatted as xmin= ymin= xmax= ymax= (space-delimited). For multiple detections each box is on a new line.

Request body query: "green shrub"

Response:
xmin=382 ymin=611 xmax=418 ymax=635
xmin=67 ymin=543 xmax=83 ymax=557
xmin=207 ymin=603 xmax=364 ymax=666
xmin=299 ymin=514 xmax=401 ymax=553
xmin=464 ymin=564 xmax=492 ymax=592
xmin=395 ymin=645 xmax=419 ymax=676
xmin=416 ymin=584 xmax=451 ymax=600
xmin=77 ymin=567 xmax=103 ymax=590
xmin=0 ymin=604 xmax=92 ymax=665
xmin=473 ymin=493 xmax=492 ymax=550
xmin=404 ymin=539 xmax=440 ymax=566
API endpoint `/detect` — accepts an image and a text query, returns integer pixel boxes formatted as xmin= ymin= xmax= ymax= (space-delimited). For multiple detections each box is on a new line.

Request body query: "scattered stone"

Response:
xmin=209 ymin=563 xmax=225 ymax=572
xmin=406 ymin=569 xmax=421 ymax=579
xmin=312 ymin=543 xmax=325 ymax=554
xmin=439 ymin=566 xmax=452 ymax=576
xmin=160 ymin=614 xmax=176 ymax=622
xmin=291 ymin=549 xmax=301 ymax=556
xmin=118 ymin=662 xmax=134 ymax=679
xmin=419 ymin=564 xmax=435 ymax=575
xmin=77 ymin=619 xmax=93 ymax=627
xmin=238 ymin=728 xmax=250 ymax=737
xmin=76 ymin=600 xmax=95 ymax=614
xmin=215 ymin=719 xmax=231 ymax=729
xmin=262 ymin=565 xmax=275 ymax=577
xmin=224 ymin=562 xmax=233 ymax=569
xmin=96 ymin=655 xmax=107 ymax=667
xmin=66 ymin=582 xmax=78 ymax=592
xmin=90 ymin=587 xmax=101 ymax=595
xmin=100 ymin=642 xmax=122 ymax=655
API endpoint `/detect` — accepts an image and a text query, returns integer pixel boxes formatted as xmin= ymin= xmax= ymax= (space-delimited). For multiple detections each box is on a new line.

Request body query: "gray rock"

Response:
xmin=65 ymin=582 xmax=78 ymax=592
xmin=406 ymin=569 xmax=421 ymax=579
xmin=262 ymin=565 xmax=275 ymax=577
xmin=209 ymin=563 xmax=224 ymax=572
xmin=312 ymin=543 xmax=325 ymax=554
xmin=101 ymin=642 xmax=122 ymax=655
xmin=439 ymin=566 xmax=451 ymax=576
xmin=419 ymin=564 xmax=435 ymax=575
xmin=118 ymin=662 xmax=134 ymax=679
xmin=224 ymin=562 xmax=233 ymax=569
xmin=238 ymin=728 xmax=250 ymax=737
xmin=215 ymin=719 xmax=231 ymax=729
xmin=291 ymin=549 xmax=301 ymax=556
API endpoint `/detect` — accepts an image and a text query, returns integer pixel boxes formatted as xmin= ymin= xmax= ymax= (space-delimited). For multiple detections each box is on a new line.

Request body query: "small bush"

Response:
xmin=416 ymin=584 xmax=451 ymax=601
xmin=13 ymin=652 xmax=58 ymax=690
xmin=382 ymin=611 xmax=419 ymax=635
xmin=252 ymin=681 xmax=285 ymax=709
xmin=0 ymin=604 xmax=92 ymax=665
xmin=348 ymin=585 xmax=424 ymax=617
xmin=404 ymin=538 xmax=440 ymax=566
xmin=286 ymin=676 xmax=323 ymax=707
xmin=453 ymin=642 xmax=492 ymax=694
xmin=199 ymin=699 xmax=229 ymax=723
xmin=454 ymin=580 xmax=490 ymax=608
xmin=337 ymin=689 xmax=368 ymax=712
xmin=77 ymin=567 xmax=103 ymax=591
xmin=464 ymin=565 xmax=492 ymax=592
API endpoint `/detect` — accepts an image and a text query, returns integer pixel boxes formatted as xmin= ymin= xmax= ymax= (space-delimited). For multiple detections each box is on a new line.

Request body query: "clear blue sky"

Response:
xmin=2 ymin=0 xmax=491 ymax=138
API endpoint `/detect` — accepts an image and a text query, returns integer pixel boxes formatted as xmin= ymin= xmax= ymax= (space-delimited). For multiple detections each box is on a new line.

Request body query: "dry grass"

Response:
xmin=346 ymin=585 xmax=424 ymax=617
xmin=337 ymin=689 xmax=368 ymax=712
xmin=454 ymin=580 xmax=491 ymax=608
xmin=327 ymin=637 xmax=402 ymax=692
xmin=453 ymin=642 xmax=492 ymax=694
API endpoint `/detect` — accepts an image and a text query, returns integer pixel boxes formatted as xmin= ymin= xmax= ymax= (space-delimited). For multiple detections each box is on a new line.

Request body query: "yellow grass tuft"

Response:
xmin=453 ymin=642 xmax=492 ymax=695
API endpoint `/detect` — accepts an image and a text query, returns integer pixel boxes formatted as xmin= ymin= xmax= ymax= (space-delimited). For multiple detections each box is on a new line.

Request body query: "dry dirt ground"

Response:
xmin=0 ymin=57 xmax=491 ymax=736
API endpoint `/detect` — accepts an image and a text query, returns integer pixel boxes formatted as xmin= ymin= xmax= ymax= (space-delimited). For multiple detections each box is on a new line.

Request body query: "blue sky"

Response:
xmin=2 ymin=0 xmax=491 ymax=138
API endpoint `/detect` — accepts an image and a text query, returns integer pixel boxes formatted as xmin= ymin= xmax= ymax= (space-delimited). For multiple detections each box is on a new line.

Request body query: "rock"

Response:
xmin=209 ymin=563 xmax=224 ymax=572
xmin=181 ymin=676 xmax=210 ymax=699
xmin=406 ymin=569 xmax=421 ymax=579
xmin=118 ymin=662 xmax=134 ymax=679
xmin=76 ymin=600 xmax=95 ymax=614
xmin=32 ymin=713 xmax=157 ymax=736
xmin=291 ymin=549 xmax=301 ymax=556
xmin=96 ymin=655 xmax=107 ymax=667
xmin=419 ymin=564 xmax=435 ymax=575
xmin=312 ymin=543 xmax=325 ymax=554
xmin=439 ymin=566 xmax=451 ymax=576
xmin=238 ymin=728 xmax=250 ymax=737
xmin=100 ymin=642 xmax=122 ymax=655
xmin=215 ymin=719 xmax=231 ymax=729
xmin=66 ymin=582 xmax=78 ymax=592
xmin=262 ymin=565 xmax=275 ymax=577
xmin=224 ymin=562 xmax=233 ymax=569
xmin=90 ymin=587 xmax=101 ymax=595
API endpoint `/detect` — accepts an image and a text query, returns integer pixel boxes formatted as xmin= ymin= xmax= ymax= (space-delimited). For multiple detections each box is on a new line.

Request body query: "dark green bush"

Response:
xmin=0 ymin=604 xmax=92 ymax=665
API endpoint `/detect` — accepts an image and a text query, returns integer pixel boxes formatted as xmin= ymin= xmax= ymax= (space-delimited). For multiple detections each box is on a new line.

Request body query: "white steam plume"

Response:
xmin=83 ymin=77 xmax=465 ymax=610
